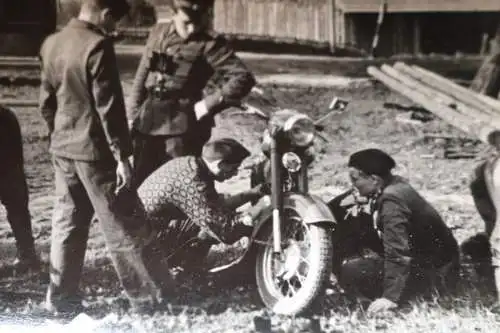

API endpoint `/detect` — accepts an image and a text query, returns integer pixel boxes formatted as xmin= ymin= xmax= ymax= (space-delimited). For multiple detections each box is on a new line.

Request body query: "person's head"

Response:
xmin=172 ymin=0 xmax=213 ymax=38
xmin=202 ymin=138 xmax=251 ymax=182
xmin=79 ymin=0 xmax=130 ymax=34
xmin=347 ymin=148 xmax=396 ymax=197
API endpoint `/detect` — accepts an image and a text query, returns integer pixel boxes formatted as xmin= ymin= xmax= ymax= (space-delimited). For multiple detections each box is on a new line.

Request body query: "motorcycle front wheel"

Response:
xmin=255 ymin=207 xmax=333 ymax=315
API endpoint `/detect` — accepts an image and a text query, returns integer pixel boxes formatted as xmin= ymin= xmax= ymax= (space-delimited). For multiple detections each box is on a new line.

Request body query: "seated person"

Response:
xmin=329 ymin=148 xmax=460 ymax=314
xmin=137 ymin=138 xmax=268 ymax=272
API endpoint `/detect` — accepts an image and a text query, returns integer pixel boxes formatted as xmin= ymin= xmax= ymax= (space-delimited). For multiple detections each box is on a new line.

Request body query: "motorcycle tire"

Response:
xmin=254 ymin=212 xmax=333 ymax=316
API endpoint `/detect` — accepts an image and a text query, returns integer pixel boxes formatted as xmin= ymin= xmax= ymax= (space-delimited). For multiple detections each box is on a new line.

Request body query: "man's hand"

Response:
xmin=194 ymin=99 xmax=210 ymax=121
xmin=251 ymin=183 xmax=271 ymax=197
xmin=367 ymin=298 xmax=397 ymax=315
xmin=116 ymin=158 xmax=133 ymax=193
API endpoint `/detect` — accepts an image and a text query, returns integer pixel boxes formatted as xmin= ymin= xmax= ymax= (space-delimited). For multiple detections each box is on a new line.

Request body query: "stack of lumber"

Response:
xmin=367 ymin=62 xmax=500 ymax=146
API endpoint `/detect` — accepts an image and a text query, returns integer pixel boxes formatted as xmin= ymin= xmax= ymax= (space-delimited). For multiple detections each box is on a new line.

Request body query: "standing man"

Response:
xmin=39 ymin=0 xmax=164 ymax=314
xmin=0 ymin=106 xmax=40 ymax=270
xmin=128 ymin=0 xmax=256 ymax=187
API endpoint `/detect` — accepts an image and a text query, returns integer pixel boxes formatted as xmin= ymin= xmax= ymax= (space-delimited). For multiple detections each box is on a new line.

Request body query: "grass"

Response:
xmin=0 ymin=76 xmax=499 ymax=331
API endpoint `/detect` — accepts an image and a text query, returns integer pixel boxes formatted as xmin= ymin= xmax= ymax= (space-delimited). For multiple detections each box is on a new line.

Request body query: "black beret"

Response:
xmin=202 ymin=138 xmax=251 ymax=164
xmin=348 ymin=148 xmax=396 ymax=176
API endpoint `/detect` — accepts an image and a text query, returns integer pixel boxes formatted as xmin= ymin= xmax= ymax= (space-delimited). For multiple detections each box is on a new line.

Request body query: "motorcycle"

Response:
xmin=160 ymin=87 xmax=349 ymax=316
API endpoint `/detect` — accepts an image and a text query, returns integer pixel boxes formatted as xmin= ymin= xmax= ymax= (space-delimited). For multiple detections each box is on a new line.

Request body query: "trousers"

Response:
xmin=47 ymin=155 xmax=163 ymax=311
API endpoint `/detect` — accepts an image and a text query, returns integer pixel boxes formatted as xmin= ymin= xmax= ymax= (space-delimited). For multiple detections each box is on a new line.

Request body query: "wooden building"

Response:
xmin=0 ymin=0 xmax=57 ymax=56
xmin=335 ymin=0 xmax=500 ymax=56
xmin=212 ymin=0 xmax=336 ymax=50
xmin=211 ymin=0 xmax=500 ymax=56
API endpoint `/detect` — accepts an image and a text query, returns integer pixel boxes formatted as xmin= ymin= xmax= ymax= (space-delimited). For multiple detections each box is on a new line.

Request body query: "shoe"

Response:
xmin=45 ymin=298 xmax=86 ymax=320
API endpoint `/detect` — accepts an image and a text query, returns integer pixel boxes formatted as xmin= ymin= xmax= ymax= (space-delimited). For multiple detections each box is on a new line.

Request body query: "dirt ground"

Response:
xmin=0 ymin=69 xmax=499 ymax=331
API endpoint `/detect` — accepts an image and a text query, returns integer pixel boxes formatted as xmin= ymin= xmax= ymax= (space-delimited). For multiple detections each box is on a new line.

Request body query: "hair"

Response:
xmin=82 ymin=0 xmax=130 ymax=20
xmin=202 ymin=138 xmax=251 ymax=165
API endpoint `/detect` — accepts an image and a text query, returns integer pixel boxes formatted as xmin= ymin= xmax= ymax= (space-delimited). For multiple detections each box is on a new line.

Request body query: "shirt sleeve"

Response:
xmin=180 ymin=179 xmax=248 ymax=244
xmin=378 ymin=196 xmax=413 ymax=303
xmin=203 ymin=35 xmax=256 ymax=113
xmin=87 ymin=38 xmax=132 ymax=161
xmin=38 ymin=49 xmax=57 ymax=134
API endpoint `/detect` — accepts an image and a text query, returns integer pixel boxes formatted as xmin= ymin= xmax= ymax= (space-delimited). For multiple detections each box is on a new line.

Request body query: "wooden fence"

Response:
xmin=213 ymin=0 xmax=335 ymax=49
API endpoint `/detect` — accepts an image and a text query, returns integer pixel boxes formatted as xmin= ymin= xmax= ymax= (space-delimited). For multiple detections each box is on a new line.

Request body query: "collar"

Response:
xmin=172 ymin=16 xmax=207 ymax=41
xmin=68 ymin=18 xmax=106 ymax=36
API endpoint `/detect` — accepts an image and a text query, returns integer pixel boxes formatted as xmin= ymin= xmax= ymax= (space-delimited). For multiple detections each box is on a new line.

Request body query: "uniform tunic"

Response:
xmin=128 ymin=20 xmax=256 ymax=187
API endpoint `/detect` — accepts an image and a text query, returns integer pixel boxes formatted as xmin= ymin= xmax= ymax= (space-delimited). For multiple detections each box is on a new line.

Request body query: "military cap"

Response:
xmin=348 ymin=148 xmax=396 ymax=177
xmin=202 ymin=138 xmax=251 ymax=164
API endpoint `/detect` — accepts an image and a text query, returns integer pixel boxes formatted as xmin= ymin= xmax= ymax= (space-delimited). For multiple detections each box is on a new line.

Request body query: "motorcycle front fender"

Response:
xmin=208 ymin=193 xmax=336 ymax=274
xmin=251 ymin=192 xmax=336 ymax=239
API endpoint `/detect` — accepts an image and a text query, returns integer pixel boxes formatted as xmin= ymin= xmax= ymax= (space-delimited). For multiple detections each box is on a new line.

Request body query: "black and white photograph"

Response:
xmin=1 ymin=0 xmax=500 ymax=332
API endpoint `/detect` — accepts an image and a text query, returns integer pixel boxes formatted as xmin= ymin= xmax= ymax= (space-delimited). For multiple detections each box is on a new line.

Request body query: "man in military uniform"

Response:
xmin=0 ymin=105 xmax=40 ymax=270
xmin=128 ymin=0 xmax=256 ymax=187
xmin=137 ymin=138 xmax=269 ymax=273
xmin=39 ymin=0 xmax=165 ymax=314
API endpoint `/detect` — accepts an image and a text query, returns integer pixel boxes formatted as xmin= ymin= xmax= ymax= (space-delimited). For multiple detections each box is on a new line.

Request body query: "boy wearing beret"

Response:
xmin=330 ymin=149 xmax=460 ymax=314
xmin=137 ymin=138 xmax=268 ymax=274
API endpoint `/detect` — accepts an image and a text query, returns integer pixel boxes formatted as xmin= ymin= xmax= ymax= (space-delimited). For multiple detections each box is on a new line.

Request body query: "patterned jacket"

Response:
xmin=128 ymin=20 xmax=256 ymax=136
xmin=137 ymin=156 xmax=248 ymax=244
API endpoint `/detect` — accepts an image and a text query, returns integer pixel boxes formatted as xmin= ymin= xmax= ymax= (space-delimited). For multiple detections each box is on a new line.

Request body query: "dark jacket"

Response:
xmin=0 ymin=106 xmax=24 ymax=175
xmin=39 ymin=19 xmax=132 ymax=162
xmin=375 ymin=176 xmax=459 ymax=302
xmin=128 ymin=20 xmax=256 ymax=136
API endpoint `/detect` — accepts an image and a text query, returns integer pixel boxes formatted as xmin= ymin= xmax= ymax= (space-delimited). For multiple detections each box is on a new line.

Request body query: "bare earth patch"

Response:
xmin=0 ymin=77 xmax=499 ymax=332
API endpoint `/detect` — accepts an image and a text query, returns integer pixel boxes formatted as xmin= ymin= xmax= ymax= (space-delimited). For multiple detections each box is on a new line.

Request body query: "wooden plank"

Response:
xmin=367 ymin=65 xmax=500 ymax=145
xmin=328 ymin=0 xmax=336 ymax=52
xmin=0 ymin=99 xmax=38 ymax=107
xmin=394 ymin=62 xmax=500 ymax=117
xmin=411 ymin=64 xmax=500 ymax=113
xmin=413 ymin=15 xmax=421 ymax=55
xmin=380 ymin=64 xmax=492 ymax=122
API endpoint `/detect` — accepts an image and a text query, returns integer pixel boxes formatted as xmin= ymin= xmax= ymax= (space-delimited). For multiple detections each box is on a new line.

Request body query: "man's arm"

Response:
xmin=87 ymin=38 xmax=133 ymax=162
xmin=378 ymin=196 xmax=413 ymax=303
xmin=127 ymin=24 xmax=161 ymax=124
xmin=202 ymin=35 xmax=257 ymax=114
xmin=38 ymin=53 xmax=57 ymax=134
xmin=219 ymin=183 xmax=269 ymax=210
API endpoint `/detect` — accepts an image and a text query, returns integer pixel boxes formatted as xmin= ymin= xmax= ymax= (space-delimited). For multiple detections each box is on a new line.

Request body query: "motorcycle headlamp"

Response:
xmin=283 ymin=114 xmax=315 ymax=147
xmin=282 ymin=152 xmax=302 ymax=172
